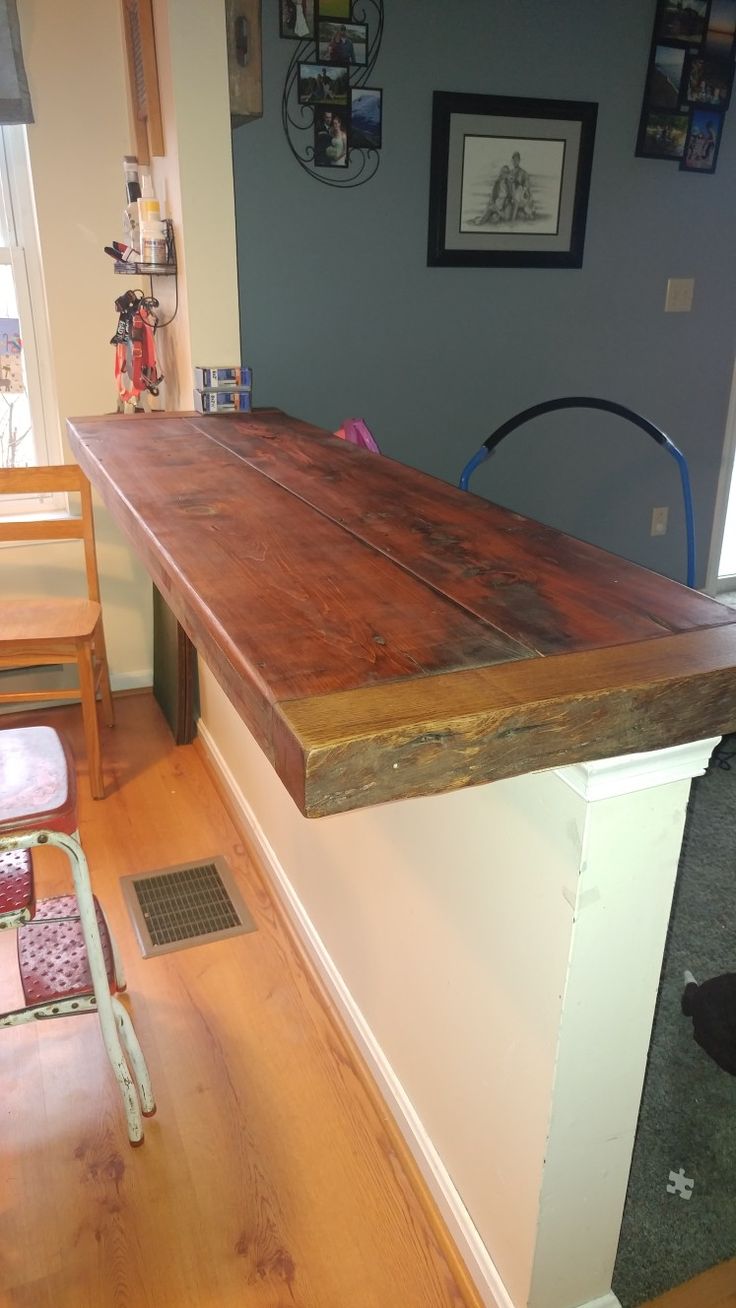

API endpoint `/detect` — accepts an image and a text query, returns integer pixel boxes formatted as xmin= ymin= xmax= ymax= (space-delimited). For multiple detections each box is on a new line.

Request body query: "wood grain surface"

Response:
xmin=0 ymin=695 xmax=482 ymax=1308
xmin=67 ymin=410 xmax=736 ymax=815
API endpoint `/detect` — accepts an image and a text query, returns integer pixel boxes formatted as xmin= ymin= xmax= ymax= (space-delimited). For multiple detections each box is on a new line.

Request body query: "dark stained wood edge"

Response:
xmin=274 ymin=625 xmax=736 ymax=815
xmin=67 ymin=424 xmax=280 ymax=759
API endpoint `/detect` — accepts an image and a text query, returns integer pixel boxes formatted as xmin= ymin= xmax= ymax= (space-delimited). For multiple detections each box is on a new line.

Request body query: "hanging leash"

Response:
xmin=111 ymin=290 xmax=164 ymax=406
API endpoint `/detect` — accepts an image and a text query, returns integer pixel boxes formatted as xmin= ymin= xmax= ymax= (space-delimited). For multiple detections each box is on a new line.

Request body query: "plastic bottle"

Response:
xmin=137 ymin=169 xmax=161 ymax=226
xmin=140 ymin=219 xmax=168 ymax=265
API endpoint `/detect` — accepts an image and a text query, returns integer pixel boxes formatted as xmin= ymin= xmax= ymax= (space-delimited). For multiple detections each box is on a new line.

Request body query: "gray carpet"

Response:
xmin=612 ymin=744 xmax=736 ymax=1306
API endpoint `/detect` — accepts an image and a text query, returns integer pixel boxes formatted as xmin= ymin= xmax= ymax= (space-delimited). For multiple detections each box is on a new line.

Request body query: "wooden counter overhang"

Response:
xmin=67 ymin=410 xmax=736 ymax=817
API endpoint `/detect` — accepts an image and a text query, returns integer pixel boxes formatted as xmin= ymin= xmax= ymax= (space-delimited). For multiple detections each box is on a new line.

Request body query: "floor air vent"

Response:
xmin=121 ymin=856 xmax=257 ymax=958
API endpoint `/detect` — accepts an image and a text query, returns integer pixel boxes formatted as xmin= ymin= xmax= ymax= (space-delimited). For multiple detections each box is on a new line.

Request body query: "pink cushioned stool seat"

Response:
xmin=0 ymin=726 xmax=77 ymax=837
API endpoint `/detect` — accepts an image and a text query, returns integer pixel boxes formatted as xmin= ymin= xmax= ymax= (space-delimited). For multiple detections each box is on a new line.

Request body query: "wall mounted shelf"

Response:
xmin=114 ymin=261 xmax=176 ymax=276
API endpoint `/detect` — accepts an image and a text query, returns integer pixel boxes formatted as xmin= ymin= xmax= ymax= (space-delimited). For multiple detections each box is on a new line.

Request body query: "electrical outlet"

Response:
xmin=651 ymin=506 xmax=669 ymax=536
xmin=665 ymin=278 xmax=694 ymax=313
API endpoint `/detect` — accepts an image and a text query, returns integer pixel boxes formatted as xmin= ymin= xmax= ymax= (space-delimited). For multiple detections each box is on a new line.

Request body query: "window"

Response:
xmin=0 ymin=124 xmax=62 ymax=515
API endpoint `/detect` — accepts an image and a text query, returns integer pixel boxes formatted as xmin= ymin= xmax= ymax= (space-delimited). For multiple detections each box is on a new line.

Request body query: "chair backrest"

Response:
xmin=0 ymin=464 xmax=102 ymax=604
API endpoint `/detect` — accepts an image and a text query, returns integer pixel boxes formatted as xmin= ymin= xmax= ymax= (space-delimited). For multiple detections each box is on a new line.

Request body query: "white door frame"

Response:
xmin=705 ymin=355 xmax=736 ymax=594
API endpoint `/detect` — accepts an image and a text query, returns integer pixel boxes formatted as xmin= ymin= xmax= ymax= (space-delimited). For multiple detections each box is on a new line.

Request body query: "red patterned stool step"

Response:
xmin=0 ymin=849 xmax=34 ymax=928
xmin=17 ymin=895 xmax=115 ymax=1006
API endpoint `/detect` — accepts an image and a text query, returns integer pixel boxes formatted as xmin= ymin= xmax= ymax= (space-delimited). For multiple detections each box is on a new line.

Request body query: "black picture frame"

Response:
xmin=636 ymin=107 xmax=690 ymax=159
xmin=313 ymin=104 xmax=350 ymax=167
xmin=683 ymin=46 xmax=734 ymax=107
xmin=316 ymin=19 xmax=368 ymax=65
xmin=646 ymin=42 xmax=687 ymax=108
xmin=316 ymin=0 xmax=351 ymax=17
xmin=297 ymin=60 xmax=349 ymax=105
xmin=427 ymin=92 xmax=597 ymax=269
xmin=680 ymin=106 xmax=725 ymax=169
xmin=654 ymin=0 xmax=711 ymax=45
xmin=350 ymin=86 xmax=382 ymax=149
xmin=279 ymin=0 xmax=316 ymax=41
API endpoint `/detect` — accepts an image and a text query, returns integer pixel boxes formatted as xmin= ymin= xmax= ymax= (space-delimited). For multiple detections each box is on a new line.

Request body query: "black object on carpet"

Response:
xmin=612 ymin=744 xmax=736 ymax=1306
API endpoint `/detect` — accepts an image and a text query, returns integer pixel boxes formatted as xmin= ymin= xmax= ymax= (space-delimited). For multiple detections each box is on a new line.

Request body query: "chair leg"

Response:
xmin=77 ymin=640 xmax=105 ymax=799
xmin=105 ymin=914 xmax=127 ymax=991
xmin=94 ymin=620 xmax=115 ymax=728
xmin=56 ymin=831 xmax=145 ymax=1144
xmin=112 ymin=995 xmax=156 ymax=1117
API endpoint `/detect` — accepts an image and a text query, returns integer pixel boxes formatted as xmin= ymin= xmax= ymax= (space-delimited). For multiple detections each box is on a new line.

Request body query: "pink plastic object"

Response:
xmin=334 ymin=418 xmax=380 ymax=453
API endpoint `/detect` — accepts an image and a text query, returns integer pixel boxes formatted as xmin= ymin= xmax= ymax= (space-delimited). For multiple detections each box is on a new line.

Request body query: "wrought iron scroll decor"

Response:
xmin=281 ymin=1 xmax=384 ymax=188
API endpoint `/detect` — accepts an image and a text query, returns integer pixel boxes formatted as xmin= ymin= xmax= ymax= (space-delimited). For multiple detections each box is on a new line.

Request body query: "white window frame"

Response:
xmin=0 ymin=124 xmax=64 ymax=518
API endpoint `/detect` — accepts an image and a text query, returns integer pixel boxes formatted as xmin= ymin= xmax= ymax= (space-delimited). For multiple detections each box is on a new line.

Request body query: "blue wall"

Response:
xmin=233 ymin=0 xmax=736 ymax=584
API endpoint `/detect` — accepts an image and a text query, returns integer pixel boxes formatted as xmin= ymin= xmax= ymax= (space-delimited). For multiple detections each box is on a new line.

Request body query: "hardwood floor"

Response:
xmin=643 ymin=1260 xmax=736 ymax=1308
xmin=0 ymin=693 xmax=481 ymax=1308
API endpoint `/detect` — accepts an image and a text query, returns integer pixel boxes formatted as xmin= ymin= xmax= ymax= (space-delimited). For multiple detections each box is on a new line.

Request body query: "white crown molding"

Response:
xmin=554 ymin=736 xmax=720 ymax=801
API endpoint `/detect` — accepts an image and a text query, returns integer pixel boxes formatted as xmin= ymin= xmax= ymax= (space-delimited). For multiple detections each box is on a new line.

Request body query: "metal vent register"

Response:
xmin=121 ymin=857 xmax=256 ymax=958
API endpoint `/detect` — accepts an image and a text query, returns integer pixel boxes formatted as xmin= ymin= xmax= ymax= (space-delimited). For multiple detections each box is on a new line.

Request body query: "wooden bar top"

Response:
xmin=67 ymin=409 xmax=736 ymax=816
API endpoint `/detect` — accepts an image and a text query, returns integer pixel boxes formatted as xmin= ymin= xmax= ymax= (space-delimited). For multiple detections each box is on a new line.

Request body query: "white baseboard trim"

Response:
xmin=0 ymin=668 xmax=152 ymax=714
xmin=575 ymin=1294 xmax=621 ymax=1308
xmin=111 ymin=669 xmax=153 ymax=693
xmin=197 ymin=717 xmax=515 ymax=1308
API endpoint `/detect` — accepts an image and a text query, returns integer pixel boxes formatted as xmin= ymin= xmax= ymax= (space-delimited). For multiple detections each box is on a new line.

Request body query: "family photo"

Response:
xmin=684 ymin=49 xmax=733 ymax=105
xmin=460 ymin=136 xmax=564 ymax=234
xmin=314 ymin=106 xmax=349 ymax=167
xmin=640 ymin=107 xmax=690 ymax=156
xmin=682 ymin=107 xmax=724 ymax=168
xmin=317 ymin=20 xmax=368 ymax=65
xmin=297 ymin=61 xmax=349 ymax=105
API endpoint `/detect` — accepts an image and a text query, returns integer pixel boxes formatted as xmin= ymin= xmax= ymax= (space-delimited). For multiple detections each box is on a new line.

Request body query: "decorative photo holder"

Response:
xmin=636 ymin=0 xmax=734 ymax=170
xmin=281 ymin=0 xmax=385 ymax=188
xmin=427 ymin=92 xmax=597 ymax=268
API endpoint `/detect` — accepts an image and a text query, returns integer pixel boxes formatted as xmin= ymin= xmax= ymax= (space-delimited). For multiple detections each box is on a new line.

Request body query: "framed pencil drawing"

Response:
xmin=427 ymin=92 xmax=598 ymax=268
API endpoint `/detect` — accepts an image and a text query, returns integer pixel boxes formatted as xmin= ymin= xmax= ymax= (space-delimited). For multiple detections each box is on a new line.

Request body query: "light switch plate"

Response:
xmin=665 ymin=278 xmax=694 ymax=313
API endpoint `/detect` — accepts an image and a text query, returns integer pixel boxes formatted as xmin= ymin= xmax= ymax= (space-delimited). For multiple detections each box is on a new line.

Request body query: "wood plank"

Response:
xmin=68 ymin=417 xmax=534 ymax=758
xmin=0 ymin=694 xmax=483 ymax=1308
xmin=275 ymin=624 xmax=736 ymax=814
xmin=66 ymin=411 xmax=736 ymax=816
xmin=187 ymin=411 xmax=734 ymax=653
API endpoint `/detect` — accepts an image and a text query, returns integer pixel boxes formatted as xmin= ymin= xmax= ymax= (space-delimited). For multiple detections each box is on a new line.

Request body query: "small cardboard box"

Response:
xmin=193 ymin=388 xmax=253 ymax=414
xmin=194 ymin=365 xmax=252 ymax=390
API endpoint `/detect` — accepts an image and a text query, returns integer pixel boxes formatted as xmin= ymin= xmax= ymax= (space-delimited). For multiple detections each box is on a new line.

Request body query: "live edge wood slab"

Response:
xmin=67 ymin=409 xmax=736 ymax=817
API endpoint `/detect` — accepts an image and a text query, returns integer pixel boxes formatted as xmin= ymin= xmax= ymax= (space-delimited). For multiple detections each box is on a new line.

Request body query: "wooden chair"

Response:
xmin=0 ymin=465 xmax=114 ymax=798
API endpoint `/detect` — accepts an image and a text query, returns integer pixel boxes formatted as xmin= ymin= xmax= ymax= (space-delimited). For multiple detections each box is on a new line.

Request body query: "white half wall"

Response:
xmin=198 ymin=661 xmax=715 ymax=1308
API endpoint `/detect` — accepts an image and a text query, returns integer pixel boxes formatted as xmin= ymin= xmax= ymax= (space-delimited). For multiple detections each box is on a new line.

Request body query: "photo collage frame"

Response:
xmin=280 ymin=0 xmax=383 ymax=169
xmin=636 ymin=0 xmax=735 ymax=172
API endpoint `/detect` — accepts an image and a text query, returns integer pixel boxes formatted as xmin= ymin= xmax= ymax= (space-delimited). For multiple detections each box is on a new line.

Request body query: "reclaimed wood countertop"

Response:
xmin=67 ymin=409 xmax=736 ymax=816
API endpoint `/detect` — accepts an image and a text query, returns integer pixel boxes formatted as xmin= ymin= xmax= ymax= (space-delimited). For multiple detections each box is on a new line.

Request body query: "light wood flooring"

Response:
xmin=0 ymin=692 xmax=480 ymax=1308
